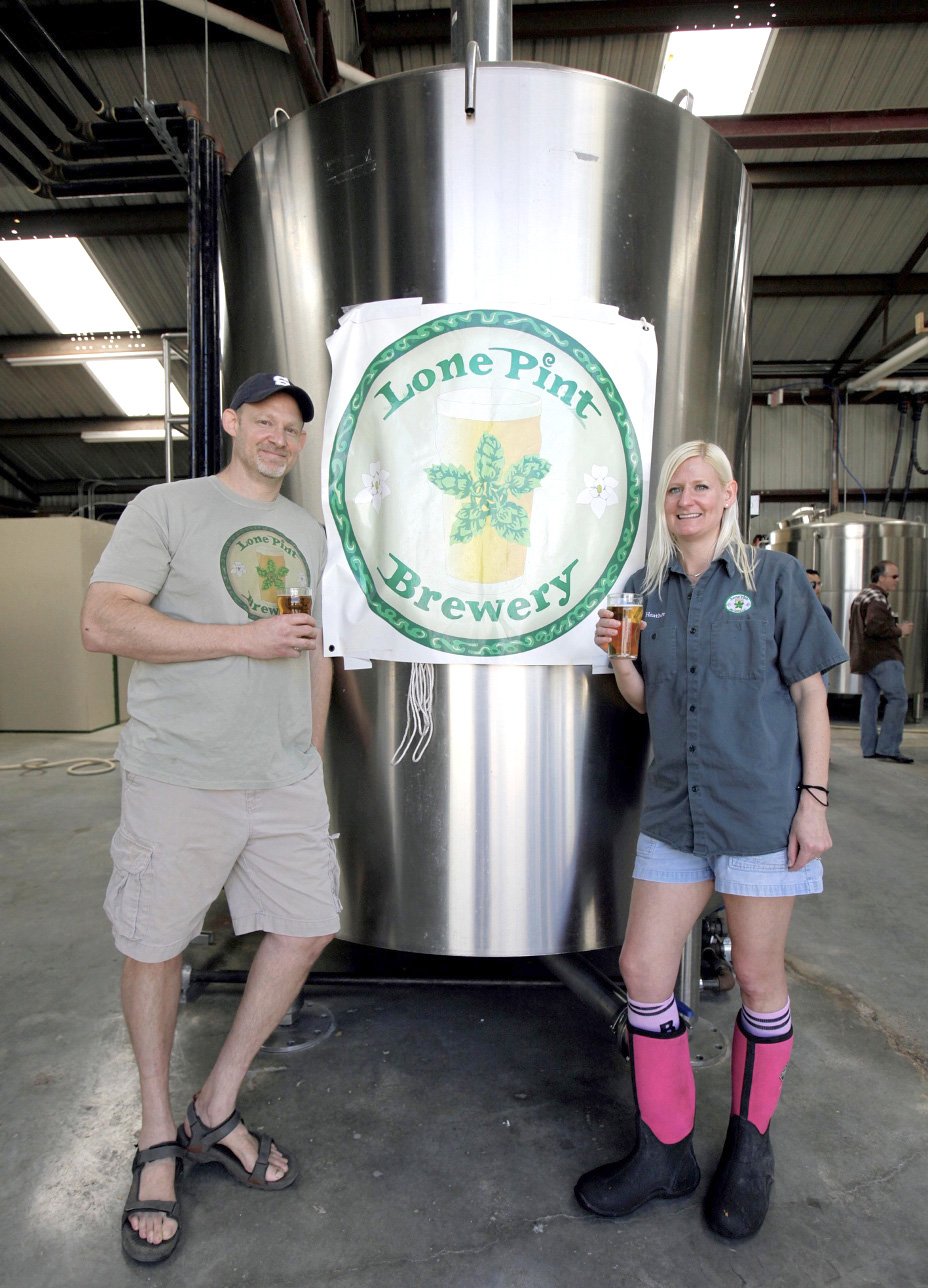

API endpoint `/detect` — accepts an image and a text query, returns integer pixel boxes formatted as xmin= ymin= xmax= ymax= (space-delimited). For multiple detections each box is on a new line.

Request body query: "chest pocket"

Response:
xmin=710 ymin=617 xmax=767 ymax=680
xmin=641 ymin=625 xmax=677 ymax=685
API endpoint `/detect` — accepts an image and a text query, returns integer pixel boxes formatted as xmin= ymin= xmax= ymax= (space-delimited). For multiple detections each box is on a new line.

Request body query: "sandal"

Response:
xmin=177 ymin=1097 xmax=299 ymax=1190
xmin=121 ymin=1141 xmax=184 ymax=1263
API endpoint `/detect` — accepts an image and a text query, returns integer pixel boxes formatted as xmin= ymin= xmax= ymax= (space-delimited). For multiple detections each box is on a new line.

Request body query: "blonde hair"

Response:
xmin=642 ymin=440 xmax=756 ymax=594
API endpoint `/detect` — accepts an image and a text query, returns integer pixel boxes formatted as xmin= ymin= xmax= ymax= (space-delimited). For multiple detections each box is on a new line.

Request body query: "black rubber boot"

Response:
xmin=704 ymin=1114 xmax=775 ymax=1239
xmin=575 ymin=1118 xmax=701 ymax=1217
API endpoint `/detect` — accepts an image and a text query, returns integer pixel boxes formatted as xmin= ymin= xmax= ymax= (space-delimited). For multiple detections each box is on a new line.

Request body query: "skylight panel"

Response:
xmin=86 ymin=358 xmax=190 ymax=417
xmin=657 ymin=28 xmax=774 ymax=118
xmin=0 ymin=237 xmax=136 ymax=333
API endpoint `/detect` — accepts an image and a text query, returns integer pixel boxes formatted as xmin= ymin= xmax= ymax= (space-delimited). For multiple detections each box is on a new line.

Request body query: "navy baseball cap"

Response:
xmin=228 ymin=372 xmax=314 ymax=423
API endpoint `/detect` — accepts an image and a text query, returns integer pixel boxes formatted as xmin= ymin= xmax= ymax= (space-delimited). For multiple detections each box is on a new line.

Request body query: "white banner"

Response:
xmin=321 ymin=300 xmax=656 ymax=665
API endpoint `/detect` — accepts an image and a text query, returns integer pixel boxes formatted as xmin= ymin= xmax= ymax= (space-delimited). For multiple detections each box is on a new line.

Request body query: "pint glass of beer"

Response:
xmin=277 ymin=583 xmax=313 ymax=615
xmin=606 ymin=591 xmax=644 ymax=659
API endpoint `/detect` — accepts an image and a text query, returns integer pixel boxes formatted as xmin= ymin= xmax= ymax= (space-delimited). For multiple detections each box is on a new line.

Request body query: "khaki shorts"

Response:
xmin=105 ymin=763 xmax=341 ymax=962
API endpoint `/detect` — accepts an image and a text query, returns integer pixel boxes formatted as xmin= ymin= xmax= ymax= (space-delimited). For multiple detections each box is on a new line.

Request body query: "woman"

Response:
xmin=575 ymin=441 xmax=847 ymax=1238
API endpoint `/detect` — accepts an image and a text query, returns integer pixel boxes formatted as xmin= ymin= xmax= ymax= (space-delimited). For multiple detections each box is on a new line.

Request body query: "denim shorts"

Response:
xmin=633 ymin=833 xmax=824 ymax=898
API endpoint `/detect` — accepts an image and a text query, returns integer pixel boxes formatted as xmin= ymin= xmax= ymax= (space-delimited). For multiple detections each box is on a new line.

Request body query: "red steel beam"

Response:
xmin=706 ymin=108 xmax=928 ymax=150
xmin=368 ymin=3 xmax=926 ymax=47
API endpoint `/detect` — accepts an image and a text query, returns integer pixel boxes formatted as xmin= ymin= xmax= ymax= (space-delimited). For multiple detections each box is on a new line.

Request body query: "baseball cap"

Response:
xmin=228 ymin=372 xmax=314 ymax=422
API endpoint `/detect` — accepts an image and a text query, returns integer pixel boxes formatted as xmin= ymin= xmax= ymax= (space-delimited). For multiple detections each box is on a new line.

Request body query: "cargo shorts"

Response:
xmin=104 ymin=761 xmax=342 ymax=962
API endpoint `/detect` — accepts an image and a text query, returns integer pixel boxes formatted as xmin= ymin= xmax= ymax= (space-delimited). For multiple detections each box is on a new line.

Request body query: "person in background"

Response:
xmin=807 ymin=569 xmax=835 ymax=692
xmin=575 ymin=440 xmax=847 ymax=1240
xmin=81 ymin=374 xmax=338 ymax=1263
xmin=849 ymin=561 xmax=914 ymax=765
xmin=806 ymin=569 xmax=832 ymax=623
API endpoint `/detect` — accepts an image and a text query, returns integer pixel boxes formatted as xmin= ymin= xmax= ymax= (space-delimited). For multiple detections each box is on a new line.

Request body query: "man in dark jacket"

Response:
xmin=849 ymin=561 xmax=914 ymax=763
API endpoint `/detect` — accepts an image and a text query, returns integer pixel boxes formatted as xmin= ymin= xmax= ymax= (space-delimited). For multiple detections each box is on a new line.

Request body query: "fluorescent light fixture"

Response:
xmin=80 ymin=427 xmax=189 ymax=442
xmin=657 ymin=28 xmax=774 ymax=117
xmin=0 ymin=237 xmax=136 ymax=333
xmin=86 ymin=358 xmax=189 ymax=417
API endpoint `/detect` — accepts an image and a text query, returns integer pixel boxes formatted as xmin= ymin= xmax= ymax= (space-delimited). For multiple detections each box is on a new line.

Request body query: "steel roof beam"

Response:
xmin=706 ymin=108 xmax=928 ymax=150
xmin=0 ymin=417 xmax=166 ymax=436
xmin=366 ymin=2 xmax=928 ymax=46
xmin=755 ymin=275 xmax=928 ymax=298
xmin=0 ymin=205 xmax=187 ymax=238
xmin=747 ymin=159 xmax=928 ymax=189
xmin=0 ymin=331 xmax=175 ymax=363
xmin=828 ymin=223 xmax=928 ymax=383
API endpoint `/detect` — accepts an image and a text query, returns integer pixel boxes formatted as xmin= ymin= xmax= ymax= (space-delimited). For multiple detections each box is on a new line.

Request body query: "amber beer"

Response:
xmin=277 ymin=585 xmax=313 ymax=615
xmin=606 ymin=591 xmax=644 ymax=659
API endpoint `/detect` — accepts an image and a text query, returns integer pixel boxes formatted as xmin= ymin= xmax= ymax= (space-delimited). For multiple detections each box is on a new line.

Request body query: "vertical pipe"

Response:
xmin=186 ymin=117 xmax=204 ymax=476
xmin=162 ymin=333 xmax=174 ymax=483
xmin=676 ymin=924 xmax=701 ymax=1023
xmin=200 ymin=139 xmax=222 ymax=474
xmin=829 ymin=389 xmax=840 ymax=514
xmin=450 ymin=0 xmax=512 ymax=63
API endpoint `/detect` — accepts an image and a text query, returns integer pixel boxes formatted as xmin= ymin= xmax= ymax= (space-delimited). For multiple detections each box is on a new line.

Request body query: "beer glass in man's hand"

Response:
xmin=606 ymin=591 xmax=644 ymax=659
xmin=277 ymin=584 xmax=313 ymax=615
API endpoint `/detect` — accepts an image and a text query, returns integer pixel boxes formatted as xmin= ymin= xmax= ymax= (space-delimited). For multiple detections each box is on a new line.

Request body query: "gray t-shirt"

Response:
xmin=91 ymin=476 xmax=326 ymax=789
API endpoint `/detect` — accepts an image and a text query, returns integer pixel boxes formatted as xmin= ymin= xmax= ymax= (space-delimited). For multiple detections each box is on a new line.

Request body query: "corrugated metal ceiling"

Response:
xmin=1 ymin=4 xmax=927 ymax=495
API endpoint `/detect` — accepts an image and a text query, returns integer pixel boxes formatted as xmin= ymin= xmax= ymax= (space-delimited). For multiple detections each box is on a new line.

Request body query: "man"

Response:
xmin=81 ymin=373 xmax=338 ymax=1263
xmin=849 ymin=561 xmax=914 ymax=764
xmin=806 ymin=569 xmax=832 ymax=622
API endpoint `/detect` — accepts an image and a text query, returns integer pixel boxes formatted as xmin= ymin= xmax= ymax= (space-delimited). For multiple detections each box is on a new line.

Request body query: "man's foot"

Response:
xmin=182 ymin=1098 xmax=289 ymax=1182
xmin=178 ymin=1095 xmax=299 ymax=1188
xmin=132 ymin=1155 xmax=178 ymax=1244
xmin=122 ymin=1141 xmax=184 ymax=1263
xmin=874 ymin=753 xmax=914 ymax=764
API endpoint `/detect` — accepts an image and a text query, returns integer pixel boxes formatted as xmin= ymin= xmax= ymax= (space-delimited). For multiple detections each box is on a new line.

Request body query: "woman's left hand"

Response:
xmin=787 ymin=792 xmax=832 ymax=870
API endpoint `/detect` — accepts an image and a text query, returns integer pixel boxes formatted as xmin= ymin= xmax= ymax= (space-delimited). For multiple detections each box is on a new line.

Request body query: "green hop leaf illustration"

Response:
xmin=257 ymin=560 xmax=288 ymax=591
xmin=474 ymin=433 xmax=505 ymax=483
xmin=450 ymin=501 xmax=487 ymax=545
xmin=425 ymin=463 xmax=476 ymax=499
xmin=503 ymin=455 xmax=551 ymax=495
xmin=489 ymin=501 xmax=530 ymax=546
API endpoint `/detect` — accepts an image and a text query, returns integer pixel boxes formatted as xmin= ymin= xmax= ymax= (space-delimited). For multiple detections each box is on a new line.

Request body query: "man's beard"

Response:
xmin=255 ymin=453 xmax=288 ymax=478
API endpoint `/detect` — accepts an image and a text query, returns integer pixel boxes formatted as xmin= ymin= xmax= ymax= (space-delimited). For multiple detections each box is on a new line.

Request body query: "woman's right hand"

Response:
xmin=595 ymin=606 xmax=618 ymax=655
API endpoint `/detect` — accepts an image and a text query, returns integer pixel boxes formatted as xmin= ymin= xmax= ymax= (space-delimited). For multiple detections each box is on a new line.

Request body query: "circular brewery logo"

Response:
xmin=220 ymin=525 xmax=311 ymax=619
xmin=329 ymin=310 xmax=643 ymax=657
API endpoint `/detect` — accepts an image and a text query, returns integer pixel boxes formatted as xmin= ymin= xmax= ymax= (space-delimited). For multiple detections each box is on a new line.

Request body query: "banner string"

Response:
xmin=391 ymin=662 xmax=435 ymax=764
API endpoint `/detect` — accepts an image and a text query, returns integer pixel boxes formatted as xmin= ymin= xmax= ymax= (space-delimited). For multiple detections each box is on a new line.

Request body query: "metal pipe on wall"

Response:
xmin=450 ymin=0 xmax=512 ymax=62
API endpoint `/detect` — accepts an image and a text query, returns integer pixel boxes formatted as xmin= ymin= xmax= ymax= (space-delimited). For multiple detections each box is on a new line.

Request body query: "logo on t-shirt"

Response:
xmin=725 ymin=593 xmax=752 ymax=614
xmin=220 ymin=526 xmax=311 ymax=618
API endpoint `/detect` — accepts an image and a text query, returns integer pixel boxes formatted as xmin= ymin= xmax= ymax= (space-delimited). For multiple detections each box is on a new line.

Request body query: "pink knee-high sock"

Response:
xmin=628 ymin=1023 xmax=696 ymax=1145
xmin=730 ymin=1012 xmax=793 ymax=1134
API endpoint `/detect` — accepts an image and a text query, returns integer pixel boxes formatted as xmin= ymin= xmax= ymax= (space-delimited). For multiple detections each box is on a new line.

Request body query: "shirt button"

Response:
xmin=689 ymin=627 xmax=696 ymax=634
xmin=689 ymin=665 xmax=696 ymax=673
xmin=691 ymin=785 xmax=699 ymax=793
xmin=689 ymin=704 xmax=696 ymax=712
xmin=688 ymin=744 xmax=695 ymax=752
xmin=687 ymin=592 xmax=692 ymax=600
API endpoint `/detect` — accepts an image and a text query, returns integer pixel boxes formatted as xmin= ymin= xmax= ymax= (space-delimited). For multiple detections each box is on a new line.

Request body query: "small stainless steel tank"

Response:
xmin=222 ymin=60 xmax=752 ymax=955
xmin=768 ymin=511 xmax=927 ymax=709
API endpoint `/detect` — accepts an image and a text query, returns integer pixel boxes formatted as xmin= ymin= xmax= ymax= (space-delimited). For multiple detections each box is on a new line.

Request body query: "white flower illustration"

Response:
xmin=354 ymin=461 xmax=391 ymax=513
xmin=230 ymin=561 xmax=246 ymax=578
xmin=577 ymin=465 xmax=619 ymax=518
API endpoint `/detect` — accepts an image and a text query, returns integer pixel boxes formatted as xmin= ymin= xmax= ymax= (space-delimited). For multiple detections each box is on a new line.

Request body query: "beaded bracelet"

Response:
xmin=797 ymin=783 xmax=829 ymax=807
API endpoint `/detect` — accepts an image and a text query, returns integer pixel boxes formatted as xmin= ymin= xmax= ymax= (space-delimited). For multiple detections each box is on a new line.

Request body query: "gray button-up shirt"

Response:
xmin=626 ymin=548 xmax=848 ymax=857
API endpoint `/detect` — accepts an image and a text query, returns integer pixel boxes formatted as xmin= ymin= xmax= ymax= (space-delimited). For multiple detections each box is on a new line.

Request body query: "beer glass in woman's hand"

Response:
xmin=606 ymin=591 xmax=644 ymax=659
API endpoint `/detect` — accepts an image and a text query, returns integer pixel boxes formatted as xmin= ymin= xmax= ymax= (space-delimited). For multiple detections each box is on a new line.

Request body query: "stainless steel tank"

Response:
xmin=768 ymin=511 xmax=927 ymax=707
xmin=221 ymin=61 xmax=752 ymax=954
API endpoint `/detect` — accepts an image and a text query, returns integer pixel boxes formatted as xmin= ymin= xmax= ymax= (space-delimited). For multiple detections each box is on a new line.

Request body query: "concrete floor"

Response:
xmin=1 ymin=720 xmax=927 ymax=1287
